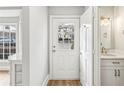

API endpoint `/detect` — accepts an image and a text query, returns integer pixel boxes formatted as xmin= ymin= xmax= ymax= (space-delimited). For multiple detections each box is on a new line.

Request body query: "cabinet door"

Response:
xmin=101 ymin=67 xmax=116 ymax=86
xmin=116 ymin=67 xmax=124 ymax=86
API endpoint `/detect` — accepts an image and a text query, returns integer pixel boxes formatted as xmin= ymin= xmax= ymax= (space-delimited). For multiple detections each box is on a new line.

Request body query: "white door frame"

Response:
xmin=49 ymin=15 xmax=80 ymax=79
xmin=93 ymin=6 xmax=101 ymax=86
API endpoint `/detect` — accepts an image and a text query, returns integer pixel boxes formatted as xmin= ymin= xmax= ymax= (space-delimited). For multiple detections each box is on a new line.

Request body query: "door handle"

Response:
xmin=114 ymin=69 xmax=117 ymax=76
xmin=118 ymin=69 xmax=120 ymax=77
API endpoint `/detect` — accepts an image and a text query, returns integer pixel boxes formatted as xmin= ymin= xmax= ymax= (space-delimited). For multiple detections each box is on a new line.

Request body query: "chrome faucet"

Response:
xmin=101 ymin=47 xmax=105 ymax=54
xmin=101 ymin=47 xmax=108 ymax=54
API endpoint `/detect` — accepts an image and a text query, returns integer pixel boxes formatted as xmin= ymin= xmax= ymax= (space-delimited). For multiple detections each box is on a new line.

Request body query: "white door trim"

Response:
xmin=93 ymin=6 xmax=101 ymax=86
xmin=49 ymin=15 xmax=80 ymax=79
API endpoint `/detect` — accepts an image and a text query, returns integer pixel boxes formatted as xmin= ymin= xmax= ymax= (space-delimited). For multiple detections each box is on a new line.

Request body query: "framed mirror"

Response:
xmin=100 ymin=16 xmax=112 ymax=49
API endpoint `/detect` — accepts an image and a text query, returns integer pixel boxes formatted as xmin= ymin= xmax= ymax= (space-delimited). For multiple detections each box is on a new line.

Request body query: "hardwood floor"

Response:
xmin=47 ymin=80 xmax=81 ymax=86
xmin=0 ymin=71 xmax=10 ymax=86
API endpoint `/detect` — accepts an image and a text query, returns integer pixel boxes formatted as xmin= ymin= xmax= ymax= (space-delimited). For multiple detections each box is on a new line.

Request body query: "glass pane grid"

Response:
xmin=58 ymin=23 xmax=74 ymax=50
xmin=0 ymin=24 xmax=16 ymax=60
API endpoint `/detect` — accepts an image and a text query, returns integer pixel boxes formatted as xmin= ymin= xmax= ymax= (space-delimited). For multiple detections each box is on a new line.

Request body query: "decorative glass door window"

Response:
xmin=58 ymin=24 xmax=74 ymax=49
xmin=0 ymin=24 xmax=16 ymax=60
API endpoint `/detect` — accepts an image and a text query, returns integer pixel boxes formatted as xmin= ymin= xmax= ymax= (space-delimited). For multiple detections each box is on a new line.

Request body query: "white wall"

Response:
xmin=22 ymin=6 xmax=48 ymax=86
xmin=114 ymin=7 xmax=124 ymax=51
xmin=22 ymin=7 xmax=30 ymax=85
xmin=48 ymin=6 xmax=85 ymax=15
xmin=0 ymin=9 xmax=21 ymax=17
xmin=100 ymin=7 xmax=114 ymax=18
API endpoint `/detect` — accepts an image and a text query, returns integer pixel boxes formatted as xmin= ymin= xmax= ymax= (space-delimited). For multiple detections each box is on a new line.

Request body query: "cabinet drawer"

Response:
xmin=15 ymin=64 xmax=22 ymax=72
xmin=101 ymin=59 xmax=124 ymax=67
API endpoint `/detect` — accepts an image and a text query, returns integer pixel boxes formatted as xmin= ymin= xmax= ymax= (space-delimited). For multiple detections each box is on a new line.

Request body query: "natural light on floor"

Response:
xmin=0 ymin=71 xmax=10 ymax=86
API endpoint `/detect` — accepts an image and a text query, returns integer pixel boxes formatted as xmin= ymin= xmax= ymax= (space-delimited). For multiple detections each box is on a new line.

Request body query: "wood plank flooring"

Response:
xmin=0 ymin=71 xmax=10 ymax=86
xmin=47 ymin=80 xmax=81 ymax=86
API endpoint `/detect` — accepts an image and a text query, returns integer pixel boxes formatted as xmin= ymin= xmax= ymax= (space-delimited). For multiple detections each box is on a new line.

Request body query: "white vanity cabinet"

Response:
xmin=101 ymin=66 xmax=116 ymax=86
xmin=101 ymin=59 xmax=124 ymax=86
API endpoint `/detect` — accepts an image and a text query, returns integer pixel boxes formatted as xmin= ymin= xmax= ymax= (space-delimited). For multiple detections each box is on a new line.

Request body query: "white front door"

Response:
xmin=50 ymin=16 xmax=80 ymax=80
xmin=80 ymin=7 xmax=94 ymax=86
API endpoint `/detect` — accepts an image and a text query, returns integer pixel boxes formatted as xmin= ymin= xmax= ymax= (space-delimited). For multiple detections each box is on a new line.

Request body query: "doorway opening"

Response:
xmin=0 ymin=8 xmax=22 ymax=86
xmin=48 ymin=6 xmax=89 ymax=86
xmin=0 ymin=23 xmax=17 ymax=86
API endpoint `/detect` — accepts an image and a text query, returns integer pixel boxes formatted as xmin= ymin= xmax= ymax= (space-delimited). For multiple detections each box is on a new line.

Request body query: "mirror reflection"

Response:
xmin=100 ymin=16 xmax=112 ymax=49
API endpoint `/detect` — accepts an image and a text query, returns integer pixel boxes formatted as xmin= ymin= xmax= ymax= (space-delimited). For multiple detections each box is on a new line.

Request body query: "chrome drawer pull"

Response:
xmin=114 ymin=69 xmax=117 ymax=76
xmin=118 ymin=69 xmax=120 ymax=76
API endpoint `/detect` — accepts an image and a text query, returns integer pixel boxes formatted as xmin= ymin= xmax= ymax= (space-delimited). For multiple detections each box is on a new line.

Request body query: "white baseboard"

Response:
xmin=42 ymin=74 xmax=49 ymax=86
